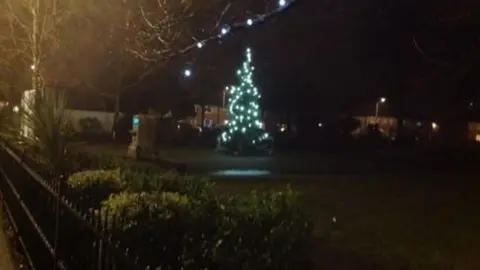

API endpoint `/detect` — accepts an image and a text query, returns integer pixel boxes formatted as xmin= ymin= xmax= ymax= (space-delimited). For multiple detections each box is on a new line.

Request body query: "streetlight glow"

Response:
xmin=375 ymin=97 xmax=387 ymax=119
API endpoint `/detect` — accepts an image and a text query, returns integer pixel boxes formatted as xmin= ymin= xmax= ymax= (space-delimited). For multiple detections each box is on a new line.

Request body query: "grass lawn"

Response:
xmin=79 ymin=144 xmax=377 ymax=174
xmin=215 ymin=174 xmax=480 ymax=270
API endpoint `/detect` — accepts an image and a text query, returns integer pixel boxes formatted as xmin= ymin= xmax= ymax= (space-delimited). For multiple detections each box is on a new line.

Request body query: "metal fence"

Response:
xmin=0 ymin=145 xmax=145 ymax=270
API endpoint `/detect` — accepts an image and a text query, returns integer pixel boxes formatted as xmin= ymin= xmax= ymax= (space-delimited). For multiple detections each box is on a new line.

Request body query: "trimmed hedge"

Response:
xmin=122 ymin=170 xmax=214 ymax=197
xmin=64 ymin=152 xmax=313 ymax=269
xmin=64 ymin=150 xmax=124 ymax=173
xmin=67 ymin=169 xmax=124 ymax=205
xmin=101 ymin=188 xmax=313 ymax=269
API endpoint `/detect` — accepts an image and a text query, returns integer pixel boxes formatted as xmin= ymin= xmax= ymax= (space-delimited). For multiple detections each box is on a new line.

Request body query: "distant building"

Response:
xmin=355 ymin=116 xmax=398 ymax=136
xmin=182 ymin=105 xmax=228 ymax=128
xmin=468 ymin=122 xmax=480 ymax=142
xmin=354 ymin=115 xmax=443 ymax=141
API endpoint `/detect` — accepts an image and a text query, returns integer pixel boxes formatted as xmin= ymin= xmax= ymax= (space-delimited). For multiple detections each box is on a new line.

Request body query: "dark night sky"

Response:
xmin=137 ymin=0 xmax=480 ymax=120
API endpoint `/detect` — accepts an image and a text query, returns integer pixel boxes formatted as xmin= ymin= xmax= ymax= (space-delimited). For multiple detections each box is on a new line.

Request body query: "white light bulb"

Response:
xmin=184 ymin=69 xmax=192 ymax=77
xmin=247 ymin=19 xmax=253 ymax=26
xmin=221 ymin=27 xmax=229 ymax=35
xmin=197 ymin=42 xmax=203 ymax=48
xmin=279 ymin=0 xmax=287 ymax=7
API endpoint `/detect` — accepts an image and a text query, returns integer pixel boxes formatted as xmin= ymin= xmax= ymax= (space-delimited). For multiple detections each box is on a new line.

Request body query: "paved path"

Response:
xmin=0 ymin=206 xmax=15 ymax=270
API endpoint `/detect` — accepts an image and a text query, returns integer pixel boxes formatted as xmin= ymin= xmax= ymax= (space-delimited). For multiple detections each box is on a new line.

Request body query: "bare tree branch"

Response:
xmin=0 ymin=0 xmax=78 ymax=91
xmin=412 ymin=36 xmax=450 ymax=66
xmin=125 ymin=0 xmax=300 ymax=89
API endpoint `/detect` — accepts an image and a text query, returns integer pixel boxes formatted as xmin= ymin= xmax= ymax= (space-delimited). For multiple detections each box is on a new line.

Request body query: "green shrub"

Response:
xmin=74 ymin=117 xmax=111 ymax=142
xmin=78 ymin=117 xmax=104 ymax=134
xmin=102 ymin=191 xmax=193 ymax=268
xmin=122 ymin=169 xmax=214 ymax=198
xmin=216 ymin=188 xmax=314 ymax=270
xmin=67 ymin=169 xmax=124 ymax=205
xmin=64 ymin=150 xmax=123 ymax=173
xmin=101 ymin=186 xmax=313 ymax=270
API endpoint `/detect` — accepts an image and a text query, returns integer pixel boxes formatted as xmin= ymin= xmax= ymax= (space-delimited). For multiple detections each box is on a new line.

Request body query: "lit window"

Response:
xmin=205 ymin=106 xmax=214 ymax=113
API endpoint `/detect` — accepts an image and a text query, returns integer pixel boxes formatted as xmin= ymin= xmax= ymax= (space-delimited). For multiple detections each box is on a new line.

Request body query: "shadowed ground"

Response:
xmin=0 ymin=206 xmax=15 ymax=270
xmin=80 ymin=144 xmax=377 ymax=173
xmin=79 ymin=143 xmax=480 ymax=269
xmin=216 ymin=174 xmax=480 ymax=270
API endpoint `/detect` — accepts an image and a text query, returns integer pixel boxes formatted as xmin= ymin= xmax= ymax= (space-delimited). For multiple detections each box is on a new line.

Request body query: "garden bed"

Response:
xmin=12 ymin=144 xmax=315 ymax=269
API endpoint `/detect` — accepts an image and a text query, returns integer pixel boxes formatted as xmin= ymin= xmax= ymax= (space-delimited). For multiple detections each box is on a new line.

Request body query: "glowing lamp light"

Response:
xmin=432 ymin=122 xmax=438 ymax=130
xmin=12 ymin=106 xmax=19 ymax=113
xmin=177 ymin=0 xmax=297 ymax=86
xmin=30 ymin=64 xmax=35 ymax=70
xmin=380 ymin=97 xmax=387 ymax=103
xmin=132 ymin=116 xmax=140 ymax=127
xmin=183 ymin=69 xmax=192 ymax=77
xmin=318 ymin=122 xmax=323 ymax=127
xmin=220 ymin=26 xmax=230 ymax=36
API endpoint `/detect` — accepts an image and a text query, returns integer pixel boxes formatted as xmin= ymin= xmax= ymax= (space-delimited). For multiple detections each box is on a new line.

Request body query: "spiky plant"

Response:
xmin=20 ymin=88 xmax=74 ymax=174
xmin=0 ymin=86 xmax=21 ymax=142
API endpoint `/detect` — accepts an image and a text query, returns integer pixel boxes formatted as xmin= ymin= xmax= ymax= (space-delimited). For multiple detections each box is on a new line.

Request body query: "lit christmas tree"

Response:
xmin=220 ymin=47 xmax=271 ymax=154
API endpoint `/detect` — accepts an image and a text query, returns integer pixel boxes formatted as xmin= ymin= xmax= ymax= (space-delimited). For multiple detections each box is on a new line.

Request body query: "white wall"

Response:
xmin=67 ymin=109 xmax=123 ymax=132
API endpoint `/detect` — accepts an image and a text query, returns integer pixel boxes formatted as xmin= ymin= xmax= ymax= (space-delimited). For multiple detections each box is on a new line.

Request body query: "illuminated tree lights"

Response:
xmin=182 ymin=0 xmax=297 ymax=78
xmin=220 ymin=48 xmax=270 ymax=154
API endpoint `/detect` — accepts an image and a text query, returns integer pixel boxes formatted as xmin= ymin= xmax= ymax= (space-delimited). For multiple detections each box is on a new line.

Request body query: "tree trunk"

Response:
xmin=31 ymin=0 xmax=41 ymax=92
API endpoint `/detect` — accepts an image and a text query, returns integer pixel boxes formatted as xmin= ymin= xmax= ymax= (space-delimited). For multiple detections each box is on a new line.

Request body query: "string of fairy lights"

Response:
xmin=182 ymin=0 xmax=297 ymax=78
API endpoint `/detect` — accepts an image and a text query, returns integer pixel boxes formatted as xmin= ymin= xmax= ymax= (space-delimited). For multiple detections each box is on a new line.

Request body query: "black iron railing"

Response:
xmin=0 ymin=145 xmax=145 ymax=270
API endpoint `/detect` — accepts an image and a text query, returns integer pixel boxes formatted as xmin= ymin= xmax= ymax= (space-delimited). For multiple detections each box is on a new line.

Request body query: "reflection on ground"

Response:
xmin=211 ymin=169 xmax=272 ymax=177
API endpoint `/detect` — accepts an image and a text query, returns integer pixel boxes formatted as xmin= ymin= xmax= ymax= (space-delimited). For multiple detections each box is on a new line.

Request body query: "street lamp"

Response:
xmin=223 ymin=86 xmax=228 ymax=108
xmin=375 ymin=97 xmax=387 ymax=119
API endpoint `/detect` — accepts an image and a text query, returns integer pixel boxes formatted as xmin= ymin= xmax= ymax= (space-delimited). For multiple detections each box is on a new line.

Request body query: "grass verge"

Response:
xmin=215 ymin=173 xmax=480 ymax=270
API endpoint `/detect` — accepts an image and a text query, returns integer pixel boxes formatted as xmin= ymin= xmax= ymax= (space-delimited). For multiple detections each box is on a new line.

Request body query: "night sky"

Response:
xmin=111 ymin=0 xmax=480 ymax=121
